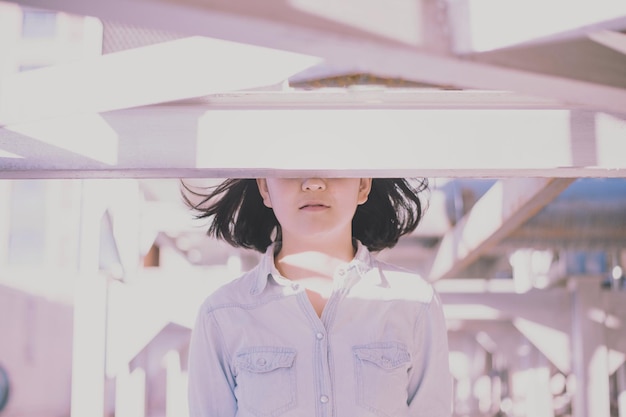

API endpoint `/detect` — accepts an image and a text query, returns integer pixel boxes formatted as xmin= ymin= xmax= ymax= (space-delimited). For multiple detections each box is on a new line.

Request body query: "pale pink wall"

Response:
xmin=0 ymin=284 xmax=73 ymax=416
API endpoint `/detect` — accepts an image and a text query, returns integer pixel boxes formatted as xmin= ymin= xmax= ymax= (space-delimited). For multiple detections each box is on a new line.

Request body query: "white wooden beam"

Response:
xmin=438 ymin=287 xmax=571 ymax=320
xmin=427 ymin=178 xmax=576 ymax=281
xmin=8 ymin=0 xmax=431 ymax=47
xmin=448 ymin=0 xmax=626 ymax=53
xmin=0 ymin=37 xmax=320 ymax=125
xmin=1 ymin=91 xmax=625 ymax=178
xmin=439 ymin=281 xmax=626 ymax=374
xmin=589 ymin=30 xmax=626 ymax=56
xmin=7 ymin=0 xmax=626 ymax=113
xmin=359 ymin=53 xmax=626 ymax=115
xmin=468 ymin=37 xmax=626 ymax=108
xmin=0 ymin=90 xmax=626 ymax=178
xmin=513 ymin=317 xmax=571 ymax=374
xmin=440 ymin=286 xmax=573 ymax=373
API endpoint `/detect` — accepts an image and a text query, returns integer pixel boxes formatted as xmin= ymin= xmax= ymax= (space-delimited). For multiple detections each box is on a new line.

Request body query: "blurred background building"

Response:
xmin=0 ymin=1 xmax=625 ymax=416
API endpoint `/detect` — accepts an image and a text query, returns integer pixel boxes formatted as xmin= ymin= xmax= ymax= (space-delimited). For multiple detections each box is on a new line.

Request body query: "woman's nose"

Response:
xmin=302 ymin=178 xmax=326 ymax=191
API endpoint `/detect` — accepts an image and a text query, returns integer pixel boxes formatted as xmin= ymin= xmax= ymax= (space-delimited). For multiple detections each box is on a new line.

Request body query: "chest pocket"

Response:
xmin=353 ymin=342 xmax=411 ymax=417
xmin=235 ymin=347 xmax=297 ymax=417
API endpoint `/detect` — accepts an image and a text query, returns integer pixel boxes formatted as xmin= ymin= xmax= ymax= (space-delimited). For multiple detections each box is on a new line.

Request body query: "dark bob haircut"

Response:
xmin=181 ymin=178 xmax=428 ymax=253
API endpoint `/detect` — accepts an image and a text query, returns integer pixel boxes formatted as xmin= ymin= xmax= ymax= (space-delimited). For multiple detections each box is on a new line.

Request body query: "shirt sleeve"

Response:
xmin=407 ymin=290 xmax=452 ymax=417
xmin=188 ymin=304 xmax=238 ymax=417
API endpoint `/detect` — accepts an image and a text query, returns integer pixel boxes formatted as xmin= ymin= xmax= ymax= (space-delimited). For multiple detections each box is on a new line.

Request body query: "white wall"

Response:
xmin=0 ymin=282 xmax=74 ymax=416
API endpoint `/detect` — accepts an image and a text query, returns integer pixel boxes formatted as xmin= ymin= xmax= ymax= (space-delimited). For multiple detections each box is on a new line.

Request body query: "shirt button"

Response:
xmin=256 ymin=358 xmax=267 ymax=366
xmin=316 ymin=332 xmax=324 ymax=340
xmin=320 ymin=395 xmax=329 ymax=404
xmin=337 ymin=269 xmax=346 ymax=276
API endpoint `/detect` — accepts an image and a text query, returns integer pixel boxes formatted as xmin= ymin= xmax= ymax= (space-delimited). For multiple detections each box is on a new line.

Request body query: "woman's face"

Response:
xmin=256 ymin=178 xmax=372 ymax=244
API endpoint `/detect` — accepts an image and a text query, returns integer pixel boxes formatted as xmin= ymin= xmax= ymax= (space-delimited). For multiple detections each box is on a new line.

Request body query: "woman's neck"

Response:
xmin=274 ymin=237 xmax=355 ymax=281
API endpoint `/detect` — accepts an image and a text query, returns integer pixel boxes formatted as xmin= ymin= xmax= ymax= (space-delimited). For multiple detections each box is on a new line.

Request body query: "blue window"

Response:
xmin=21 ymin=10 xmax=57 ymax=38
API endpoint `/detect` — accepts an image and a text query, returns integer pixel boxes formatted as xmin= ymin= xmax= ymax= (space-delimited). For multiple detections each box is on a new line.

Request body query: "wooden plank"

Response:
xmin=427 ymin=178 xmax=576 ymax=281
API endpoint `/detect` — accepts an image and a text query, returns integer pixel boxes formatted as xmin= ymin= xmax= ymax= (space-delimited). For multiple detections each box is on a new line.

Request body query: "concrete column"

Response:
xmin=570 ymin=278 xmax=611 ymax=417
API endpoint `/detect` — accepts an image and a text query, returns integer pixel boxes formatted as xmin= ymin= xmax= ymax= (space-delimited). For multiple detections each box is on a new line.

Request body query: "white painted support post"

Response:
xmin=70 ymin=272 xmax=107 ymax=417
xmin=107 ymin=179 xmax=141 ymax=281
xmin=525 ymin=356 xmax=554 ymax=417
xmin=115 ymin=365 xmax=146 ymax=417
xmin=166 ymin=350 xmax=189 ymax=417
xmin=71 ymin=180 xmax=108 ymax=417
xmin=0 ymin=181 xmax=10 ymax=266
xmin=618 ymin=362 xmax=626 ymax=417
xmin=570 ymin=278 xmax=611 ymax=417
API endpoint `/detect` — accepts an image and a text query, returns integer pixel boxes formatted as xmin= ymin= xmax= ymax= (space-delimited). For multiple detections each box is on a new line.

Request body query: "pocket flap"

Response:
xmin=353 ymin=343 xmax=411 ymax=370
xmin=236 ymin=348 xmax=296 ymax=373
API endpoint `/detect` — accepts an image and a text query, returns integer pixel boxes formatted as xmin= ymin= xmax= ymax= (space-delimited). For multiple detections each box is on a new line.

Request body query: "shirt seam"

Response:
xmin=204 ymin=293 xmax=290 ymax=315
xmin=205 ymin=306 xmax=235 ymax=379
xmin=412 ymin=297 xmax=432 ymax=353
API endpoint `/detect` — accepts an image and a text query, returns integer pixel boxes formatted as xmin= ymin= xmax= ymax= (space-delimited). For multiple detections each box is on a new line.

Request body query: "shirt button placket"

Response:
xmin=315 ymin=330 xmax=330 ymax=414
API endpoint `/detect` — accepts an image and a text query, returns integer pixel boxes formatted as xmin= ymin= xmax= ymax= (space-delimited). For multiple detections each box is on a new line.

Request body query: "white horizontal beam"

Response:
xmin=8 ymin=0 xmax=626 ymax=114
xmin=0 ymin=37 xmax=319 ymax=125
xmin=9 ymin=0 xmax=431 ymax=47
xmin=427 ymin=178 xmax=576 ymax=281
xmin=439 ymin=287 xmax=571 ymax=320
xmin=448 ymin=0 xmax=626 ymax=53
xmin=1 ymin=92 xmax=626 ymax=178
xmin=589 ymin=30 xmax=626 ymax=56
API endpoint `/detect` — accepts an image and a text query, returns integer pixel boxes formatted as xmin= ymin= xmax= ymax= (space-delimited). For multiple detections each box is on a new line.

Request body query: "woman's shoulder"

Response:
xmin=366 ymin=257 xmax=436 ymax=304
xmin=197 ymin=264 xmax=264 ymax=313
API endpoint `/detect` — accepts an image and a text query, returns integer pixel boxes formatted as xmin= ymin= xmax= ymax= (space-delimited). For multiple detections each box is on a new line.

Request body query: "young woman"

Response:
xmin=184 ymin=178 xmax=451 ymax=417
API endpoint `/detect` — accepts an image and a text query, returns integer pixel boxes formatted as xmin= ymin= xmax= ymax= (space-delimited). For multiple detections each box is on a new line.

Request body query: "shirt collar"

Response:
xmin=250 ymin=240 xmax=374 ymax=296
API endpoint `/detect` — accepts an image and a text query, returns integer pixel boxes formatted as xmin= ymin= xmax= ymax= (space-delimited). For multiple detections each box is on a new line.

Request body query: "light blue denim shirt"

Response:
xmin=188 ymin=241 xmax=452 ymax=417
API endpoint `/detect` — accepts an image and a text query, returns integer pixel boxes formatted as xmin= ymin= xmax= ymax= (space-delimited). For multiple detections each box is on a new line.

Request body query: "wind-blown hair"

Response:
xmin=181 ymin=178 xmax=428 ymax=253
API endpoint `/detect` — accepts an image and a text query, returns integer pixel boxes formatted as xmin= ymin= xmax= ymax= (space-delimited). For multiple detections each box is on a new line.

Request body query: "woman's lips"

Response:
xmin=300 ymin=203 xmax=329 ymax=210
